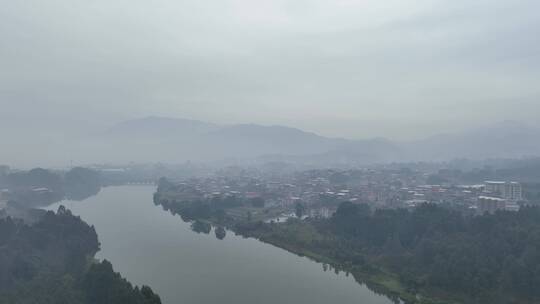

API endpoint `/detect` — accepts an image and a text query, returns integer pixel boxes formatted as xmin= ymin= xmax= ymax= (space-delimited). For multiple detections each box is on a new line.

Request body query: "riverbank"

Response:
xmin=153 ymin=192 xmax=449 ymax=304
xmin=231 ymin=220 xmax=456 ymax=304
xmin=0 ymin=205 xmax=161 ymax=304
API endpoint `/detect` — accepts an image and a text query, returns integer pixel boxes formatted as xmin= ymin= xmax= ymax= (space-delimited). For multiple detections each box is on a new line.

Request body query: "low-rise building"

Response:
xmin=477 ymin=196 xmax=507 ymax=214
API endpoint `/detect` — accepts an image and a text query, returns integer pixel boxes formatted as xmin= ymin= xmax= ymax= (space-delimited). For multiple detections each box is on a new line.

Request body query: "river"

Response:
xmin=47 ymin=185 xmax=394 ymax=304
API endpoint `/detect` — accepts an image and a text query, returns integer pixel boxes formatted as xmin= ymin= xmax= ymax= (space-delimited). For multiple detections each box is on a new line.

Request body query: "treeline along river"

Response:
xmin=48 ymin=185 xmax=394 ymax=304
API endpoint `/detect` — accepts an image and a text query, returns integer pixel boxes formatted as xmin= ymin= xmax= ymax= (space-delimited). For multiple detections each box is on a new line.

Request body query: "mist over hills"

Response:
xmin=85 ymin=117 xmax=348 ymax=163
xmin=407 ymin=121 xmax=540 ymax=161
xmin=80 ymin=117 xmax=540 ymax=165
xmin=2 ymin=116 xmax=538 ymax=167
xmin=104 ymin=116 xmax=220 ymax=140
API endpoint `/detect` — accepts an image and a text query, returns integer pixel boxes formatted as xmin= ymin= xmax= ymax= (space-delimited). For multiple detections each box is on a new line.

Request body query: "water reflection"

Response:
xmin=163 ymin=203 xmax=405 ymax=304
xmin=65 ymin=186 xmax=101 ymax=201
xmin=215 ymin=226 xmax=226 ymax=240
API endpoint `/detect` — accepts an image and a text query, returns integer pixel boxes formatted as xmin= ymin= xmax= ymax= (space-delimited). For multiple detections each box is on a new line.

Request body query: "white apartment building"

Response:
xmin=484 ymin=181 xmax=522 ymax=202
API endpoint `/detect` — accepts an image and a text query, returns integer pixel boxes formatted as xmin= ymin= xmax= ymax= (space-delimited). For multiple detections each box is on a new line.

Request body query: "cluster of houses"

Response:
xmin=166 ymin=168 xmax=527 ymax=218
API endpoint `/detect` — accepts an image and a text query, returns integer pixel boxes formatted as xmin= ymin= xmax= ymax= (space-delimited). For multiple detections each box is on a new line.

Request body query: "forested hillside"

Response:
xmin=0 ymin=207 xmax=161 ymax=304
xmin=236 ymin=203 xmax=540 ymax=303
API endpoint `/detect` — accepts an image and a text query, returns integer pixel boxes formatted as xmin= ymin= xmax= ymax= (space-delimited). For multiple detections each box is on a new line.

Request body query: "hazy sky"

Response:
xmin=1 ymin=0 xmax=539 ymax=140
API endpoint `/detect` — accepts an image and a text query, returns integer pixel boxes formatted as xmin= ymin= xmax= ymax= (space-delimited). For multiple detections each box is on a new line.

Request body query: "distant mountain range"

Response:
xmin=79 ymin=117 xmax=540 ymax=165
xmin=405 ymin=121 xmax=540 ymax=161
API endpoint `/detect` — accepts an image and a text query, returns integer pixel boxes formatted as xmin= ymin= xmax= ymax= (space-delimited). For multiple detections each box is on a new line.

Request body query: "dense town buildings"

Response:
xmin=162 ymin=168 xmax=528 ymax=219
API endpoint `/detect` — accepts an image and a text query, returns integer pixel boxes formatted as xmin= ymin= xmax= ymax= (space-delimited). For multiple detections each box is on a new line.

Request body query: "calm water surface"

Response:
xmin=48 ymin=185 xmax=393 ymax=304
